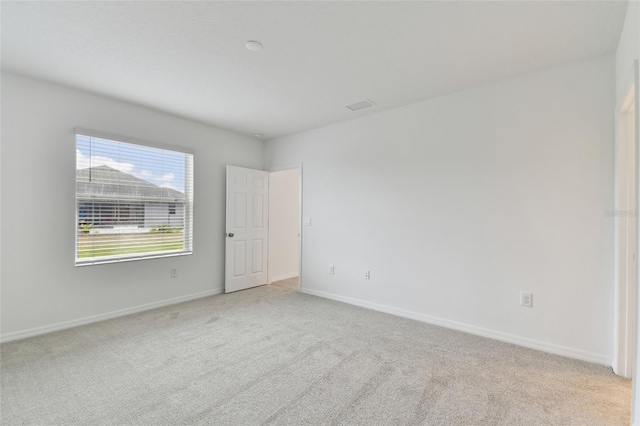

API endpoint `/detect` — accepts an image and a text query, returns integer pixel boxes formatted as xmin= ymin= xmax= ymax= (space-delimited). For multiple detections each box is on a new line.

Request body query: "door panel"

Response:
xmin=233 ymin=241 xmax=246 ymax=277
xmin=252 ymin=239 xmax=263 ymax=273
xmin=225 ymin=165 xmax=269 ymax=293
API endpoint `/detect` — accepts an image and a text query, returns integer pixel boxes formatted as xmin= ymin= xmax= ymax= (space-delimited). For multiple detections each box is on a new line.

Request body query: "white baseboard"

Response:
xmin=0 ymin=287 xmax=224 ymax=343
xmin=269 ymin=272 xmax=298 ymax=283
xmin=301 ymin=288 xmax=611 ymax=366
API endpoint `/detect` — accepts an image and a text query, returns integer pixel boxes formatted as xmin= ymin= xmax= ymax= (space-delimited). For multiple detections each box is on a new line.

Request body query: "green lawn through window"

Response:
xmin=77 ymin=232 xmax=185 ymax=259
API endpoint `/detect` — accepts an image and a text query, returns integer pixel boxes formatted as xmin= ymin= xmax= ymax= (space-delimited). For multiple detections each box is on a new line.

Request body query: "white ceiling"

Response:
xmin=1 ymin=1 xmax=629 ymax=140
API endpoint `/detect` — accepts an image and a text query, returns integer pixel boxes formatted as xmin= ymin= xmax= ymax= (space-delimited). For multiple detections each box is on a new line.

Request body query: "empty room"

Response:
xmin=1 ymin=1 xmax=640 ymax=425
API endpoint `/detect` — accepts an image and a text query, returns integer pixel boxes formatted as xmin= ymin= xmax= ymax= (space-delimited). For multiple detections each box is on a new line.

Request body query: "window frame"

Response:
xmin=74 ymin=128 xmax=194 ymax=266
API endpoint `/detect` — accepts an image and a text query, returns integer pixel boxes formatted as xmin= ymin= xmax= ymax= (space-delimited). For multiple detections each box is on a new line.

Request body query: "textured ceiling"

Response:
xmin=1 ymin=1 xmax=629 ymax=140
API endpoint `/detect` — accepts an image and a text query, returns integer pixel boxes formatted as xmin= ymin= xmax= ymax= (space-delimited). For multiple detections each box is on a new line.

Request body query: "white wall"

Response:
xmin=268 ymin=169 xmax=299 ymax=283
xmin=265 ymin=55 xmax=616 ymax=364
xmin=0 ymin=72 xmax=264 ymax=340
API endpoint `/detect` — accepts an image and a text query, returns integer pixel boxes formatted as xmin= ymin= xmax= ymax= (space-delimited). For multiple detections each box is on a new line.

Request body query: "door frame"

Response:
xmin=614 ymin=60 xmax=639 ymax=380
xmin=629 ymin=59 xmax=640 ymax=425
xmin=267 ymin=163 xmax=304 ymax=291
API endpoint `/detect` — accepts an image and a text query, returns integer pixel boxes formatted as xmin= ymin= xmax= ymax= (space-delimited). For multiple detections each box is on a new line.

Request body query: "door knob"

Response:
xmin=227 ymin=233 xmax=234 ymax=237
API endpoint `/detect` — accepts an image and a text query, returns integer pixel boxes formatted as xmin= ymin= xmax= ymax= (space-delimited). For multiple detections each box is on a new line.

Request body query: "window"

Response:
xmin=75 ymin=130 xmax=194 ymax=265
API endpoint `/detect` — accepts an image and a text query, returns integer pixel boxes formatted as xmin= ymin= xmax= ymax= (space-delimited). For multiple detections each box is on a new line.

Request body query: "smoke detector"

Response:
xmin=245 ymin=40 xmax=263 ymax=52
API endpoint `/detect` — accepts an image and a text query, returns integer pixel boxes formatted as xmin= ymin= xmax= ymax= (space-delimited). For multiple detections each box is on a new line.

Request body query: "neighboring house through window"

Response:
xmin=75 ymin=130 xmax=194 ymax=265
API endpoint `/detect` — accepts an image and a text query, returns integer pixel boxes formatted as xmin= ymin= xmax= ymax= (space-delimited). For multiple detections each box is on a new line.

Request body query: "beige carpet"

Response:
xmin=270 ymin=277 xmax=299 ymax=291
xmin=0 ymin=285 xmax=631 ymax=425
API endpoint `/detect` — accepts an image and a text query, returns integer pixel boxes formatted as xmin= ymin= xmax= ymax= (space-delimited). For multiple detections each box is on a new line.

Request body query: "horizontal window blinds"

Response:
xmin=75 ymin=132 xmax=194 ymax=265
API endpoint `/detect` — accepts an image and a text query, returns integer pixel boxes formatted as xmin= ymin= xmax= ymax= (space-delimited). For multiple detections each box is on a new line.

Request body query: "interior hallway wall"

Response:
xmin=268 ymin=169 xmax=300 ymax=283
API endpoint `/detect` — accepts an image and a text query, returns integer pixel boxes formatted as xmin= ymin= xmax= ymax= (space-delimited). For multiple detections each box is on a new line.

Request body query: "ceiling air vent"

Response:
xmin=346 ymin=99 xmax=376 ymax=111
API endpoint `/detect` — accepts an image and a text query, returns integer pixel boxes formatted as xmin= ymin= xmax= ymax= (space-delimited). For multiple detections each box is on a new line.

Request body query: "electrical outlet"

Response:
xmin=170 ymin=268 xmax=178 ymax=278
xmin=304 ymin=217 xmax=312 ymax=226
xmin=520 ymin=292 xmax=532 ymax=307
xmin=329 ymin=264 xmax=335 ymax=274
xmin=364 ymin=270 xmax=370 ymax=280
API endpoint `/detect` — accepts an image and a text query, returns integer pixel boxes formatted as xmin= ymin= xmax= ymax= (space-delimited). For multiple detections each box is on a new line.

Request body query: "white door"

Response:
xmin=225 ymin=165 xmax=269 ymax=293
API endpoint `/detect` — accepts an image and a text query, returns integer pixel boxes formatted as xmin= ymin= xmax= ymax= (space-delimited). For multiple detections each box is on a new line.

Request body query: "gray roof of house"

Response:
xmin=77 ymin=165 xmax=185 ymax=202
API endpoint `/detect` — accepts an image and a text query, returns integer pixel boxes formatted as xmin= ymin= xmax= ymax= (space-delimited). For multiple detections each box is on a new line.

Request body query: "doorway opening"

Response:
xmin=268 ymin=167 xmax=301 ymax=292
